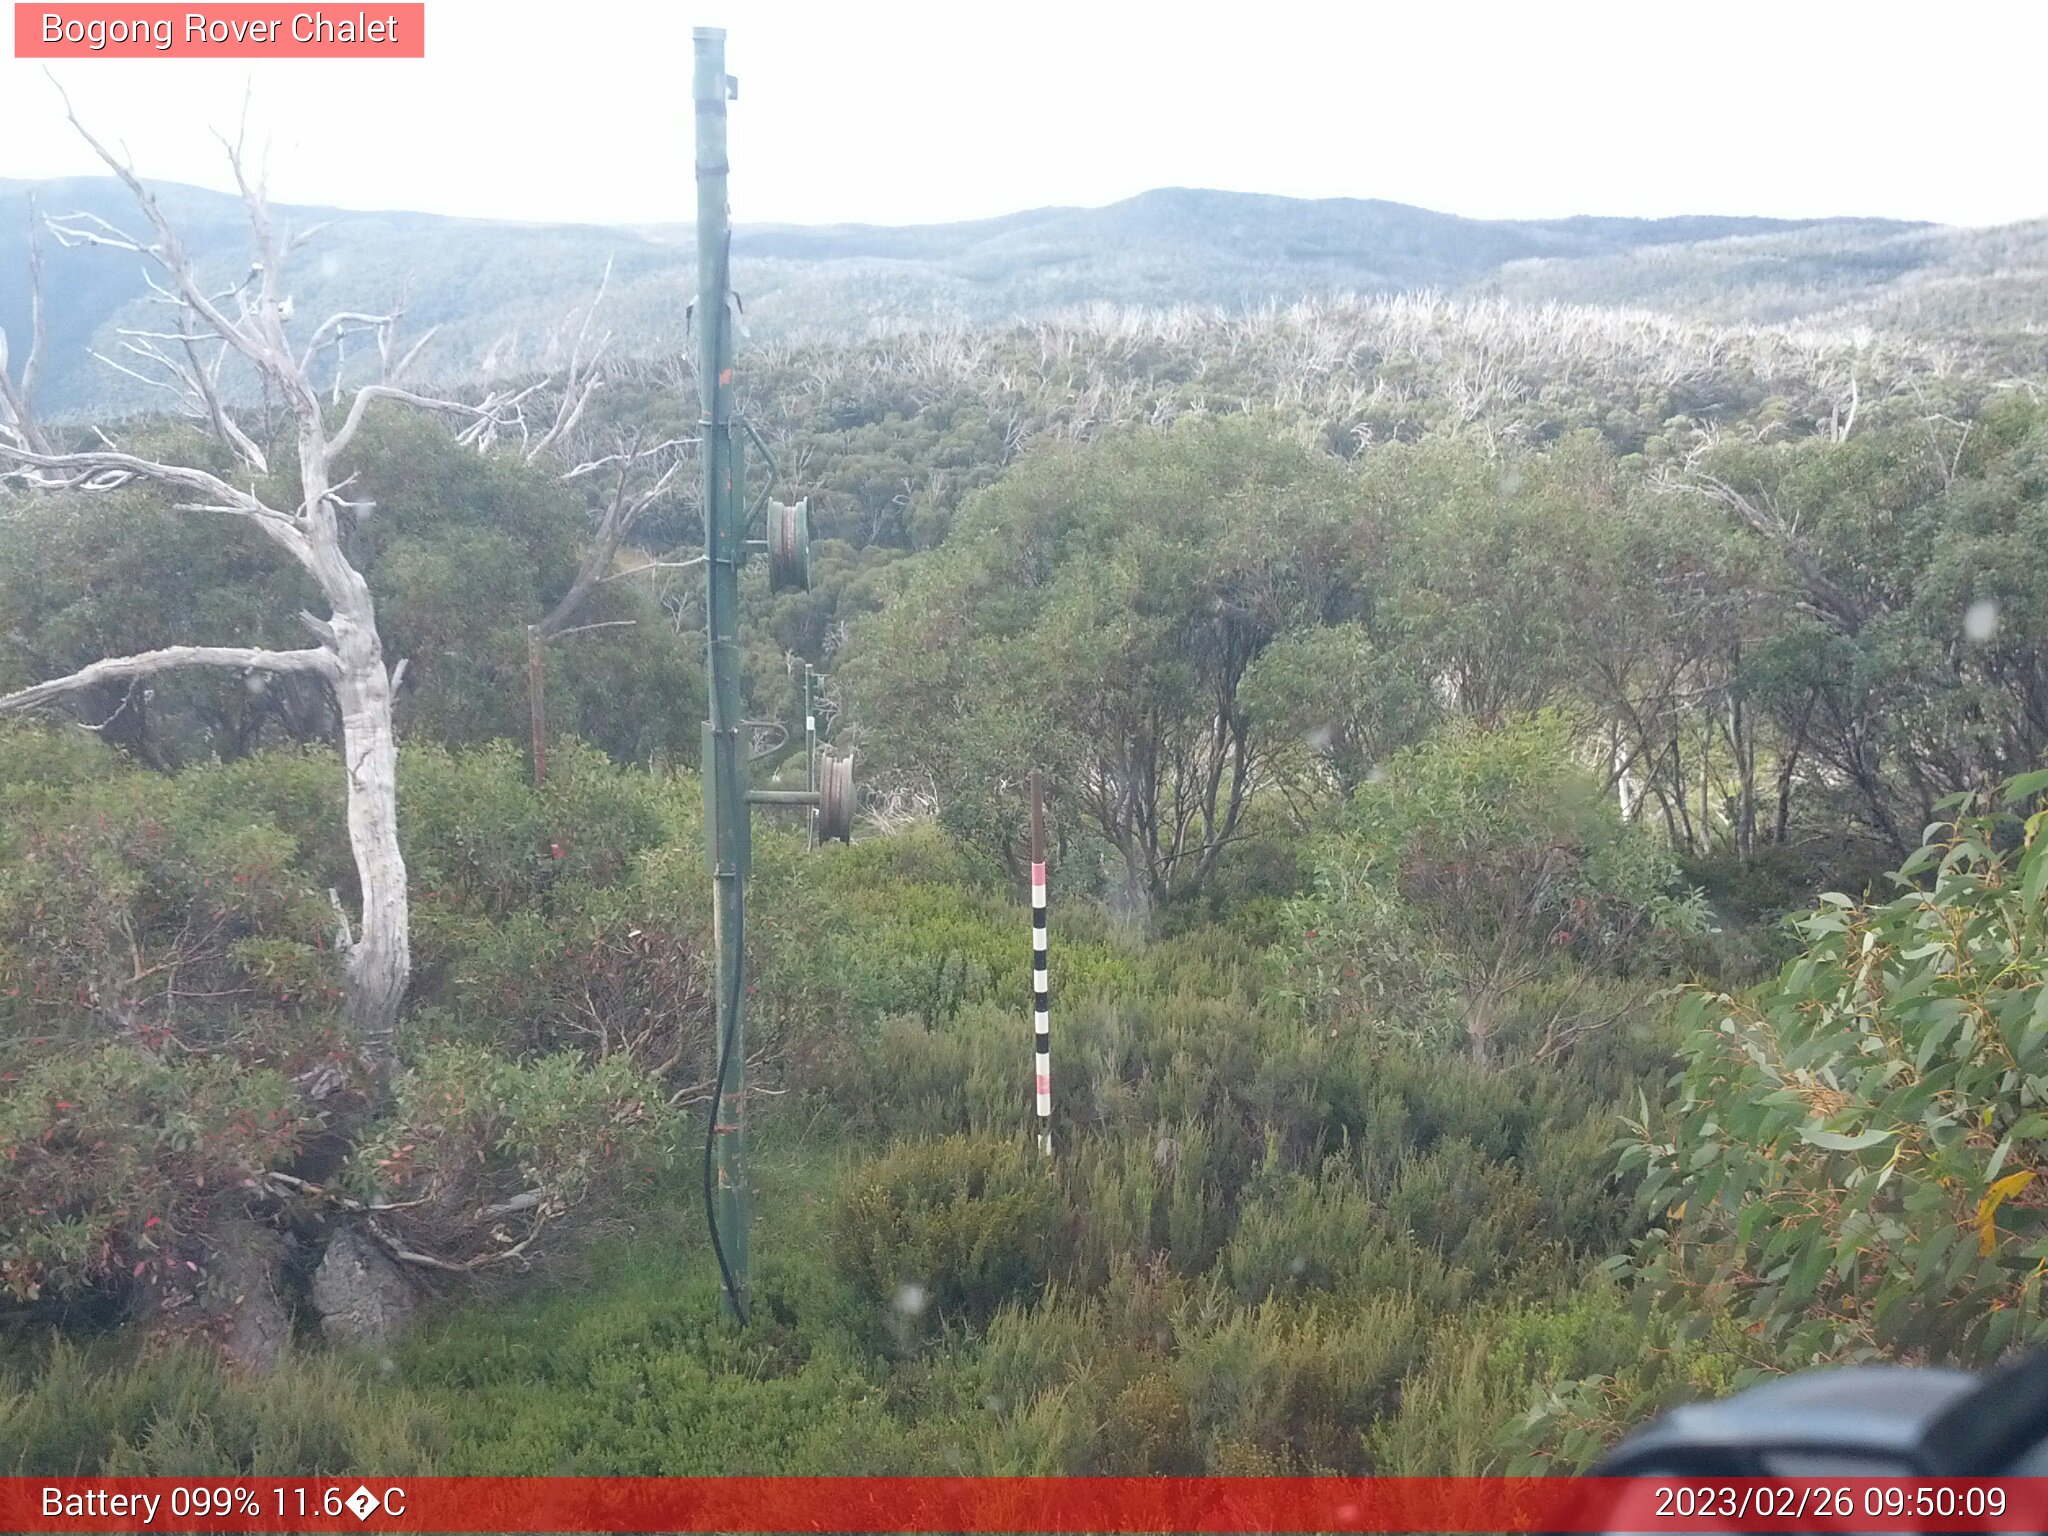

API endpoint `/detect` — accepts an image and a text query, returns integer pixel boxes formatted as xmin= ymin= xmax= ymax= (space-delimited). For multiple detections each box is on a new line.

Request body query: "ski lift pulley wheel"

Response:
xmin=767 ymin=498 xmax=810 ymax=594
xmin=816 ymin=751 xmax=856 ymax=843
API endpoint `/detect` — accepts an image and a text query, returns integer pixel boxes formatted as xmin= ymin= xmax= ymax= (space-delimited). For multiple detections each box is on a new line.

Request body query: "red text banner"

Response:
xmin=5 ymin=1476 xmax=2048 ymax=1533
xmin=14 ymin=5 xmax=425 ymax=57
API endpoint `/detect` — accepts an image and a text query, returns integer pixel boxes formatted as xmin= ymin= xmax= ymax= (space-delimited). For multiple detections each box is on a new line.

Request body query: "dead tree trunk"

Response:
xmin=0 ymin=100 xmax=529 ymax=1084
xmin=0 ymin=193 xmax=51 ymax=457
xmin=331 ymin=620 xmax=408 ymax=1072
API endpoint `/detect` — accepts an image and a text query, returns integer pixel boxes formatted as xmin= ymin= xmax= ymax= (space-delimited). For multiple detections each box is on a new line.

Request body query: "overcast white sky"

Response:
xmin=3 ymin=0 xmax=2044 ymax=230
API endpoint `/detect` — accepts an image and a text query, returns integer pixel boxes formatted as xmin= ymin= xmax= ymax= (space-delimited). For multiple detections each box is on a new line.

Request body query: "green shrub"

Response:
xmin=343 ymin=1046 xmax=676 ymax=1274
xmin=1386 ymin=1137 xmax=1548 ymax=1290
xmin=1503 ymin=1295 xmax=1771 ymax=1473
xmin=1363 ymin=1281 xmax=1747 ymax=1475
xmin=0 ymin=736 xmax=344 ymax=1304
xmin=1224 ymin=1158 xmax=1379 ymax=1302
xmin=1097 ymin=1371 xmax=1199 ymax=1472
xmin=1064 ymin=1119 xmax=1228 ymax=1283
xmin=958 ymin=1258 xmax=1429 ymax=1475
xmin=1277 ymin=715 xmax=1704 ymax=1066
xmin=1176 ymin=1294 xmax=1421 ymax=1473
xmin=1625 ymin=771 xmax=2048 ymax=1364
xmin=0 ymin=1048 xmax=307 ymax=1304
xmin=401 ymin=739 xmax=668 ymax=921
xmin=1525 ymin=1111 xmax=1638 ymax=1257
xmin=832 ymin=1136 xmax=1067 ymax=1330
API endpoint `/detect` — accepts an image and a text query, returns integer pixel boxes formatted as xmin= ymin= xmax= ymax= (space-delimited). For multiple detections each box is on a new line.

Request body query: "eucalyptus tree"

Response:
xmin=1663 ymin=397 xmax=2048 ymax=856
xmin=845 ymin=417 xmax=1355 ymax=911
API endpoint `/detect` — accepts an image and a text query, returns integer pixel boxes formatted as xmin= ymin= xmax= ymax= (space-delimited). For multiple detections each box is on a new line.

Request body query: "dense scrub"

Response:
xmin=2 ymin=691 xmax=1712 ymax=1472
xmin=4 ymin=318 xmax=2046 ymax=1476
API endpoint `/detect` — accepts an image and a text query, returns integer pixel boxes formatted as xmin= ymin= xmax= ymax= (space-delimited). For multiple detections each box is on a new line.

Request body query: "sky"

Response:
xmin=3 ymin=0 xmax=2045 ymax=230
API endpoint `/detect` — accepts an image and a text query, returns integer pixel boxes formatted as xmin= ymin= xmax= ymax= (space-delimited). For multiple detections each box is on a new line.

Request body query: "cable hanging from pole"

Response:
xmin=702 ymin=942 xmax=748 ymax=1323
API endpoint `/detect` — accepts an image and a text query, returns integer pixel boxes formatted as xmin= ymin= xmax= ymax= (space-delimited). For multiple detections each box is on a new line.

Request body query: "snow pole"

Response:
xmin=1030 ymin=768 xmax=1051 ymax=1156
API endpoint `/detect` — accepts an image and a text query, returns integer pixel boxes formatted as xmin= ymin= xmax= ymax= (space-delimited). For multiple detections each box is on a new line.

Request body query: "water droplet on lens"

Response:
xmin=1965 ymin=598 xmax=2000 ymax=643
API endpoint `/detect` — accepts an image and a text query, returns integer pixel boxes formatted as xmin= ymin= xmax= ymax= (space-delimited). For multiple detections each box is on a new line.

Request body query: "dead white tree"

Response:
xmin=0 ymin=103 xmax=521 ymax=1086
xmin=0 ymin=193 xmax=51 ymax=456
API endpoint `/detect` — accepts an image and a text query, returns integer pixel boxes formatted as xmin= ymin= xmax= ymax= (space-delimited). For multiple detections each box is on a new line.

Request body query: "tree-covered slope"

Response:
xmin=1485 ymin=217 xmax=2048 ymax=332
xmin=0 ymin=176 xmax=1931 ymax=414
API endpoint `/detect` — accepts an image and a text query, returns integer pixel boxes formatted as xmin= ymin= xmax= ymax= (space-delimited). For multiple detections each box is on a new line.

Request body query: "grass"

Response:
xmin=388 ymin=1139 xmax=905 ymax=1475
xmin=1 ymin=956 xmax=1693 ymax=1478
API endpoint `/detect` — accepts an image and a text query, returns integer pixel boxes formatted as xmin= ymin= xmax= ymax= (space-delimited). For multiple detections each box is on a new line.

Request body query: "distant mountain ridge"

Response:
xmin=3 ymin=176 xmax=2032 ymax=415
xmin=689 ymin=190 xmax=1880 ymax=273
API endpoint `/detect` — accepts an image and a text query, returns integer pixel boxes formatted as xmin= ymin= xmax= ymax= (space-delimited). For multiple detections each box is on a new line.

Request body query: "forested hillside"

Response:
xmin=0 ymin=174 xmax=1980 ymax=417
xmin=3 ymin=158 xmax=2047 ymax=1479
xmin=1487 ymin=216 xmax=2048 ymax=335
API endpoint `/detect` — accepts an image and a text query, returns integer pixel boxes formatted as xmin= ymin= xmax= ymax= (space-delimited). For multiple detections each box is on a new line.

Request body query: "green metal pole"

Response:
xmin=695 ymin=25 xmax=749 ymax=1322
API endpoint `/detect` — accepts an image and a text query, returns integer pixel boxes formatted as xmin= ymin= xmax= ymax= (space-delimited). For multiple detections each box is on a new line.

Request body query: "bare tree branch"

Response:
xmin=326 ymin=381 xmax=531 ymax=463
xmin=523 ymin=419 xmax=689 ymax=784
xmin=47 ymin=84 xmax=287 ymax=393
xmin=298 ymin=310 xmax=398 ymax=376
xmin=0 ymin=645 xmax=339 ymax=714
xmin=2 ymin=90 xmax=447 ymax=1084
xmin=561 ymin=436 xmax=696 ymax=481
xmin=533 ymin=428 xmax=689 ymax=643
xmin=0 ymin=444 xmax=308 ymax=551
xmin=524 ymin=257 xmax=613 ymax=462
xmin=600 ymin=555 xmax=705 ymax=583
xmin=550 ymin=619 xmax=637 ymax=639
xmin=0 ymin=192 xmax=51 ymax=456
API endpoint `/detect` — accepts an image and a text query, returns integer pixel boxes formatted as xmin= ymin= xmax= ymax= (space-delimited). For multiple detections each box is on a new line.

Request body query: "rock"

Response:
xmin=134 ymin=1213 xmax=293 ymax=1374
xmin=213 ymin=1217 xmax=293 ymax=1373
xmin=310 ymin=1225 xmax=420 ymax=1346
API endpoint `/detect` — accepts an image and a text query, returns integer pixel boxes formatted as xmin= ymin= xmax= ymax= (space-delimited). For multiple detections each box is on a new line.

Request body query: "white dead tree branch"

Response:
xmin=1827 ymin=369 xmax=1859 ymax=443
xmin=0 ymin=193 xmax=51 ymax=457
xmin=523 ymin=258 xmax=613 ymax=463
xmin=0 ymin=95 xmax=514 ymax=1086
xmin=0 ymin=645 xmax=339 ymax=712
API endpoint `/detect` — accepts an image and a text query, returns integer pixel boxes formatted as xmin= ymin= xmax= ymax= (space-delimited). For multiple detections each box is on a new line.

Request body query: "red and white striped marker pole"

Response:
xmin=1029 ymin=768 xmax=1052 ymax=1156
